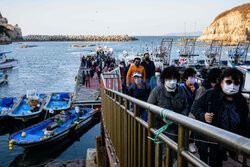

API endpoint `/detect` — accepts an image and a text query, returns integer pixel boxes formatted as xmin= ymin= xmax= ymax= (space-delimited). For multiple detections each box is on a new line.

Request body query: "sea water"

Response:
xmin=0 ymin=36 xmax=226 ymax=166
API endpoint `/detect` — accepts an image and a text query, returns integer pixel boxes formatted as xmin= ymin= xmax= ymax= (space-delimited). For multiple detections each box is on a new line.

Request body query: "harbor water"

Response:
xmin=0 ymin=36 xmax=226 ymax=166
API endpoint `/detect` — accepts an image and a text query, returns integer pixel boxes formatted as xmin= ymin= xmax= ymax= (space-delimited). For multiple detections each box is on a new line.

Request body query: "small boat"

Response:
xmin=8 ymin=93 xmax=47 ymax=122
xmin=203 ymin=40 xmax=223 ymax=68
xmin=0 ymin=71 xmax=8 ymax=84
xmin=9 ymin=107 xmax=99 ymax=149
xmin=227 ymin=41 xmax=250 ymax=67
xmin=0 ymin=51 xmax=18 ymax=69
xmin=19 ymin=45 xmax=37 ymax=48
xmin=43 ymin=92 xmax=72 ymax=112
xmin=0 ymin=97 xmax=16 ymax=120
xmin=172 ymin=39 xmax=201 ymax=69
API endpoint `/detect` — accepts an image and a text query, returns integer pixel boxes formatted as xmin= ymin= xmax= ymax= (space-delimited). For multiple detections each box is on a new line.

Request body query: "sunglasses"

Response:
xmin=224 ymin=79 xmax=240 ymax=86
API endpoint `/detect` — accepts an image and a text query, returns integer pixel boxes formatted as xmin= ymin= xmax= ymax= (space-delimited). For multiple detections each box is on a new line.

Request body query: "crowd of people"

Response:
xmin=80 ymin=52 xmax=116 ymax=87
xmin=118 ymin=53 xmax=249 ymax=167
xmin=79 ymin=51 xmax=249 ymax=166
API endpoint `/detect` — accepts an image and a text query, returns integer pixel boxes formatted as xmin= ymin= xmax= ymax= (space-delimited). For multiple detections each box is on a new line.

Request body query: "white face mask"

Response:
xmin=155 ymin=72 xmax=160 ymax=78
xmin=222 ymin=83 xmax=240 ymax=95
xmin=119 ymin=65 xmax=124 ymax=68
xmin=165 ymin=79 xmax=177 ymax=92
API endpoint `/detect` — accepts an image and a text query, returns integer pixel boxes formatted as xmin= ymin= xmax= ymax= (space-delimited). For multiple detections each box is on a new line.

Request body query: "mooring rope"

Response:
xmin=148 ymin=109 xmax=173 ymax=144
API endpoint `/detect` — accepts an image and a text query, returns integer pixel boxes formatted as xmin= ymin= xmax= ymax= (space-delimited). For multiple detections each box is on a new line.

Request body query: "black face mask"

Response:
xmin=145 ymin=57 xmax=149 ymax=61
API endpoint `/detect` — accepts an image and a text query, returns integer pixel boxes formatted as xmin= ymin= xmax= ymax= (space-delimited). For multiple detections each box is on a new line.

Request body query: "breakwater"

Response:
xmin=22 ymin=34 xmax=137 ymax=42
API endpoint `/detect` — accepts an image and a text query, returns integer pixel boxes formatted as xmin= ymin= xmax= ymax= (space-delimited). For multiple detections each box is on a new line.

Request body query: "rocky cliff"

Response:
xmin=198 ymin=3 xmax=250 ymax=45
xmin=0 ymin=12 xmax=22 ymax=44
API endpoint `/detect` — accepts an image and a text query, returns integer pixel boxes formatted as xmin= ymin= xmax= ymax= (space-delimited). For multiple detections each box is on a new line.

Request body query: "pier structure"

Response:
xmin=72 ymin=59 xmax=101 ymax=108
xmin=95 ymin=67 xmax=250 ymax=167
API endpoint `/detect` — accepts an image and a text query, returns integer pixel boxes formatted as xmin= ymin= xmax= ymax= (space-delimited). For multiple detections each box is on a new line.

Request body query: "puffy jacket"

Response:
xmin=128 ymin=82 xmax=150 ymax=102
xmin=147 ymin=84 xmax=189 ymax=137
xmin=126 ymin=65 xmax=146 ymax=85
xmin=148 ymin=84 xmax=189 ymax=116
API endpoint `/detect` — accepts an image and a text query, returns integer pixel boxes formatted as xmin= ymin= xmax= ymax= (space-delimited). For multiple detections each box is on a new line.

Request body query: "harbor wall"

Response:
xmin=22 ymin=34 xmax=138 ymax=42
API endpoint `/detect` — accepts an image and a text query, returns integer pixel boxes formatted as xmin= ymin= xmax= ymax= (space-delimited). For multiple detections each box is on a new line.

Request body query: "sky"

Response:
xmin=0 ymin=0 xmax=248 ymax=36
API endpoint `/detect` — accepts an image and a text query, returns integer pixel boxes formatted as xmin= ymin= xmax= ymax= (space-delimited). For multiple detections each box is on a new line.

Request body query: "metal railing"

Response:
xmin=101 ymin=77 xmax=250 ymax=167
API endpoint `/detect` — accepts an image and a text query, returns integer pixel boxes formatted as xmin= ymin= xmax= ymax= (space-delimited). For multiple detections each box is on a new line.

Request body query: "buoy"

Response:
xmin=9 ymin=146 xmax=13 ymax=150
xmin=9 ymin=139 xmax=15 ymax=144
xmin=9 ymin=144 xmax=13 ymax=147
xmin=21 ymin=131 xmax=26 ymax=137
xmin=75 ymin=121 xmax=80 ymax=128
xmin=40 ymin=137 xmax=43 ymax=141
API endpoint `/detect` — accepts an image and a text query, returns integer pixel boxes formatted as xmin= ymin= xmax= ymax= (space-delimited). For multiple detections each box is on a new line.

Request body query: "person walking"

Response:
xmin=147 ymin=66 xmax=188 ymax=164
xmin=182 ymin=68 xmax=199 ymax=114
xmin=128 ymin=72 xmax=150 ymax=121
xmin=86 ymin=71 xmax=91 ymax=87
xmin=141 ymin=53 xmax=155 ymax=83
xmin=126 ymin=57 xmax=146 ymax=86
xmin=82 ymin=70 xmax=86 ymax=86
xmin=191 ymin=68 xmax=249 ymax=167
xmin=149 ymin=67 xmax=162 ymax=90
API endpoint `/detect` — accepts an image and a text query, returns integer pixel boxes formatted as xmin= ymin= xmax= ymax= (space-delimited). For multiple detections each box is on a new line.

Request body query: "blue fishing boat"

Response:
xmin=0 ymin=97 xmax=16 ymax=120
xmin=43 ymin=92 xmax=72 ymax=112
xmin=8 ymin=94 xmax=47 ymax=122
xmin=9 ymin=107 xmax=99 ymax=149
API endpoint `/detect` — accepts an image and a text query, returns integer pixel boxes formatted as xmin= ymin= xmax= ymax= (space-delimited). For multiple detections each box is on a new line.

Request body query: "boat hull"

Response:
xmin=8 ymin=94 xmax=47 ymax=122
xmin=0 ymin=59 xmax=18 ymax=69
xmin=9 ymin=108 xmax=99 ymax=149
xmin=43 ymin=92 xmax=72 ymax=111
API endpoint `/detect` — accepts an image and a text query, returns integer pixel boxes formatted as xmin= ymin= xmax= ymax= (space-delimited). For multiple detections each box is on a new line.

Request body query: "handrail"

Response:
xmin=107 ymin=88 xmax=250 ymax=156
xmin=100 ymin=64 xmax=250 ymax=167
xmin=101 ymin=86 xmax=250 ymax=167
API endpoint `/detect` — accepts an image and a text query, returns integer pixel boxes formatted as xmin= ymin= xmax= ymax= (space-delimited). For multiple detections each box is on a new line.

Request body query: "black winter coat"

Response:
xmin=141 ymin=60 xmax=155 ymax=81
xmin=191 ymin=88 xmax=249 ymax=155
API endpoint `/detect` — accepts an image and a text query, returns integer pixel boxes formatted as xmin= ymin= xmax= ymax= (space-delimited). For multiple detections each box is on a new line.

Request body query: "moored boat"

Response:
xmin=0 ymin=71 xmax=8 ymax=84
xmin=43 ymin=92 xmax=72 ymax=112
xmin=9 ymin=107 xmax=99 ymax=149
xmin=0 ymin=97 xmax=16 ymax=120
xmin=8 ymin=93 xmax=47 ymax=122
xmin=0 ymin=51 xmax=18 ymax=69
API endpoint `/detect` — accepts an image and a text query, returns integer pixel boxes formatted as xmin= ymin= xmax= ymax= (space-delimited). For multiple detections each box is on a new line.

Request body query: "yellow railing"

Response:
xmin=101 ymin=88 xmax=250 ymax=167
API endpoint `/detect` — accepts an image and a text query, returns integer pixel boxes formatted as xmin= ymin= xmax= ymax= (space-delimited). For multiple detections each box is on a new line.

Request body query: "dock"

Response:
xmin=72 ymin=61 xmax=101 ymax=107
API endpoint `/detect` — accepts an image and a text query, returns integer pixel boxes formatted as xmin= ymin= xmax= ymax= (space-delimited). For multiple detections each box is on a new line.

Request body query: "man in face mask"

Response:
xmin=126 ymin=57 xmax=146 ymax=86
xmin=128 ymin=71 xmax=150 ymax=121
xmin=191 ymin=68 xmax=249 ymax=167
xmin=141 ymin=53 xmax=156 ymax=83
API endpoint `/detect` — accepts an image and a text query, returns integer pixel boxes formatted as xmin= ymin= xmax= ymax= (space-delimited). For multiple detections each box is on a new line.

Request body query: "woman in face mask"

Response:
xmin=182 ymin=68 xmax=199 ymax=114
xmin=147 ymin=66 xmax=189 ymax=164
xmin=149 ymin=68 xmax=162 ymax=90
xmin=191 ymin=68 xmax=249 ymax=167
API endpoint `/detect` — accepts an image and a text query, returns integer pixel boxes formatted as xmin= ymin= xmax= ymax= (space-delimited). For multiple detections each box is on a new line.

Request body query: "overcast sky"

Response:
xmin=1 ymin=0 xmax=247 ymax=36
